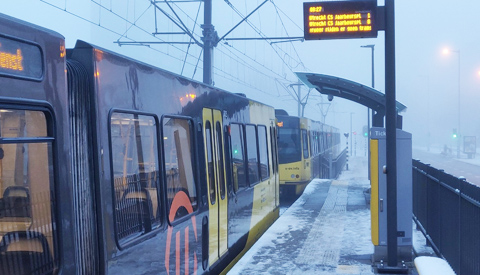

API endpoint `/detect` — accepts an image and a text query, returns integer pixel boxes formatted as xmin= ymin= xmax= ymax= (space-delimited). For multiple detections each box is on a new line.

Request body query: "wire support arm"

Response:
xmin=154 ymin=0 xmax=202 ymax=2
xmin=150 ymin=0 xmax=203 ymax=47
xmin=153 ymin=32 xmax=187 ymax=35
xmin=114 ymin=41 xmax=197 ymax=45
xmin=224 ymin=36 xmax=304 ymax=43
xmin=217 ymin=0 xmax=269 ymax=43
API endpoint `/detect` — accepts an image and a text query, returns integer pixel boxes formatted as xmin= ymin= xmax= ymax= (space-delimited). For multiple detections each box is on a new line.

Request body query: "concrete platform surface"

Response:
xmin=228 ymin=156 xmax=434 ymax=275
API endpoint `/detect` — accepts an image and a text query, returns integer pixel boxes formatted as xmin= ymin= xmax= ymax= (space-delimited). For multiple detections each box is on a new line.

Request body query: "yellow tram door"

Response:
xmin=202 ymin=108 xmax=228 ymax=266
xmin=301 ymin=129 xmax=311 ymax=180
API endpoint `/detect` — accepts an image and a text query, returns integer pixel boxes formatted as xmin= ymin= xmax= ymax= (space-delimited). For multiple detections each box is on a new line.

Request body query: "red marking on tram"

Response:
xmin=165 ymin=191 xmax=198 ymax=275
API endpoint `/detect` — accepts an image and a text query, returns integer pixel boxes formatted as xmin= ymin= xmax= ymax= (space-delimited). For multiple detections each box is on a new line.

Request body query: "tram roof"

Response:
xmin=295 ymin=72 xmax=407 ymax=113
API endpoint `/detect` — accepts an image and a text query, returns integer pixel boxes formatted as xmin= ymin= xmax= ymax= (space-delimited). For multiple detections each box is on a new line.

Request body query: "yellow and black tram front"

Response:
xmin=276 ymin=116 xmax=312 ymax=197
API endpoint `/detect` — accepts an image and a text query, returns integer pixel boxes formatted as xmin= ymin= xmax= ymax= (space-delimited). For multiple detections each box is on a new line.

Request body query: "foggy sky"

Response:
xmin=3 ymin=0 xmax=480 ymax=150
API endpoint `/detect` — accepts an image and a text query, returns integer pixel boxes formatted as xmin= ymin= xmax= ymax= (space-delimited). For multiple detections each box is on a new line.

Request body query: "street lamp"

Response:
xmin=361 ymin=44 xmax=374 ymax=170
xmin=442 ymin=47 xmax=461 ymax=158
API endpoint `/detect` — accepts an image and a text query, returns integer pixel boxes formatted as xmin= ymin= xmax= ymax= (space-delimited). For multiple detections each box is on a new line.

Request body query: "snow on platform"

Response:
xmin=229 ymin=156 xmax=374 ymax=274
xmin=228 ymin=156 xmax=437 ymax=275
xmin=414 ymin=256 xmax=456 ymax=275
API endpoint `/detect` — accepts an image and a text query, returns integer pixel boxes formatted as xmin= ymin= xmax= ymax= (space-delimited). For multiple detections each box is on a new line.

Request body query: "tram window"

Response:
xmin=278 ymin=127 xmax=301 ymax=164
xmin=321 ymin=132 xmax=327 ymax=154
xmin=270 ymin=127 xmax=277 ymax=175
xmin=311 ymin=132 xmax=316 ymax=156
xmin=110 ymin=112 xmax=161 ymax=244
xmin=229 ymin=123 xmax=246 ymax=192
xmin=317 ymin=132 xmax=321 ymax=155
xmin=327 ymin=132 xmax=332 ymax=151
xmin=215 ymin=122 xmax=226 ymax=200
xmin=309 ymin=131 xmax=313 ymax=156
xmin=204 ymin=121 xmax=215 ymax=205
xmin=245 ymin=125 xmax=259 ymax=185
xmin=257 ymin=125 xmax=269 ymax=180
xmin=302 ymin=129 xmax=309 ymax=159
xmin=163 ymin=117 xmax=198 ymax=222
xmin=0 ymin=109 xmax=57 ymax=274
xmin=318 ymin=132 xmax=322 ymax=153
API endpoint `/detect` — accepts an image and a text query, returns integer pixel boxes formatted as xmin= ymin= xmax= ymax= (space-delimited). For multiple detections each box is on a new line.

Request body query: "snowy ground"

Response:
xmin=414 ymin=145 xmax=480 ymax=185
xmin=415 ymin=144 xmax=480 ymax=166
xmin=228 ymin=155 xmax=438 ymax=275
xmin=229 ymin=156 xmax=375 ymax=275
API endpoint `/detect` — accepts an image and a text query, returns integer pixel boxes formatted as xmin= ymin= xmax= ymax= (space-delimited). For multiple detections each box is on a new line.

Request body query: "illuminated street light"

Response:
xmin=442 ymin=47 xmax=461 ymax=158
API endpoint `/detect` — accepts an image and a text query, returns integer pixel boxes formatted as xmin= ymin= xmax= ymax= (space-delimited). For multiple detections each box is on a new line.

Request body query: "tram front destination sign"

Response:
xmin=303 ymin=0 xmax=378 ymax=40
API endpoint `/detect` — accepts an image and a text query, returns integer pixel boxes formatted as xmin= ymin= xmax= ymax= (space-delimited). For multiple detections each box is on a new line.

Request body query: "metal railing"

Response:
xmin=322 ymin=149 xmax=347 ymax=179
xmin=412 ymin=159 xmax=480 ymax=275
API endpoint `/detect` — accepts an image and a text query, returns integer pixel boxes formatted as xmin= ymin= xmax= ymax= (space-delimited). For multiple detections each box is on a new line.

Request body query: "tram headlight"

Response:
xmin=291 ymin=174 xmax=295 ymax=179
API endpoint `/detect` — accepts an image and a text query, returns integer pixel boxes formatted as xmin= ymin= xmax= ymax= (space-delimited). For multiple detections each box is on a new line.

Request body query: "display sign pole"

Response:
xmin=303 ymin=1 xmax=405 ymax=270
xmin=384 ymin=0 xmax=398 ymax=269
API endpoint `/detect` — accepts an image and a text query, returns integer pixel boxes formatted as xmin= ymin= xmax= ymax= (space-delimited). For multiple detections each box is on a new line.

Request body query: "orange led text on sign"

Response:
xmin=0 ymin=48 xmax=24 ymax=72
xmin=309 ymin=6 xmax=323 ymax=13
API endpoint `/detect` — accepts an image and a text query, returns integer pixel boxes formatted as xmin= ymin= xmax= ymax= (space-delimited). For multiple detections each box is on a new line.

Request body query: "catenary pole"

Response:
xmin=202 ymin=0 xmax=214 ymax=85
xmin=385 ymin=0 xmax=398 ymax=267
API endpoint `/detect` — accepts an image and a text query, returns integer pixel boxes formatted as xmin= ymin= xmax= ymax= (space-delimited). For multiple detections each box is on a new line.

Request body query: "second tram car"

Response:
xmin=276 ymin=110 xmax=341 ymax=197
xmin=0 ymin=13 xmax=279 ymax=275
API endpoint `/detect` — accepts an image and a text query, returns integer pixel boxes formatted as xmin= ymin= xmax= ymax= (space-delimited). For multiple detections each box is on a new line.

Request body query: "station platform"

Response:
xmin=229 ymin=156 xmax=436 ymax=275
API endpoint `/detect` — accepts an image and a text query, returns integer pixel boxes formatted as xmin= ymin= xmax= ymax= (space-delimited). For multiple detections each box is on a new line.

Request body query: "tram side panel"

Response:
xmin=0 ymin=13 xmax=78 ymax=274
xmin=69 ymin=42 xmax=208 ymax=274
xmin=244 ymin=102 xmax=278 ymax=242
xmin=309 ymin=120 xmax=323 ymax=179
xmin=69 ymin=41 xmax=278 ymax=274
xmin=0 ymin=12 xmax=280 ymax=274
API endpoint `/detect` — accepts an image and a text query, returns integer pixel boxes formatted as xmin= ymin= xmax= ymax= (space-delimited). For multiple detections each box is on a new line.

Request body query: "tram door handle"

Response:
xmin=379 ymin=199 xmax=384 ymax=212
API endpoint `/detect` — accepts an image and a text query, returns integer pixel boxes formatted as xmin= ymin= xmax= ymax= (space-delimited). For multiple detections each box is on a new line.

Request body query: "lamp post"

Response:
xmin=361 ymin=44 xmax=375 ymax=124
xmin=443 ymin=48 xmax=461 ymax=158
xmin=361 ymin=44 xmax=374 ymax=177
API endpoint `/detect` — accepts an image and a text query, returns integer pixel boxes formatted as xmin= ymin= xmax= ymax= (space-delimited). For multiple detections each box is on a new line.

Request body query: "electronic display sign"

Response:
xmin=0 ymin=36 xmax=43 ymax=80
xmin=304 ymin=1 xmax=378 ymax=40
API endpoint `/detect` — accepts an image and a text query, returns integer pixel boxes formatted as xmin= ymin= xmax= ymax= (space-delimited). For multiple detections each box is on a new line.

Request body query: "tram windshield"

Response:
xmin=277 ymin=127 xmax=301 ymax=164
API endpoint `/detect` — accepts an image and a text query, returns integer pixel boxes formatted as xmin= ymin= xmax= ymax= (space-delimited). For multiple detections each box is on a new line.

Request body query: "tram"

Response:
xmin=0 ymin=13 xmax=279 ymax=274
xmin=276 ymin=110 xmax=341 ymax=197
